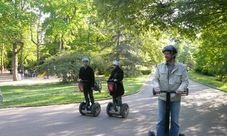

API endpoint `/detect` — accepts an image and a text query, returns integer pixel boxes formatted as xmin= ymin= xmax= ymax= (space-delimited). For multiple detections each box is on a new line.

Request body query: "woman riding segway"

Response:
xmin=106 ymin=60 xmax=129 ymax=118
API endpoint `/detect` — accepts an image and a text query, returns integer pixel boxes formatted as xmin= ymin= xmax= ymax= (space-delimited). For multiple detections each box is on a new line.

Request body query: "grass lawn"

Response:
xmin=0 ymin=75 xmax=150 ymax=108
xmin=188 ymin=70 xmax=227 ymax=91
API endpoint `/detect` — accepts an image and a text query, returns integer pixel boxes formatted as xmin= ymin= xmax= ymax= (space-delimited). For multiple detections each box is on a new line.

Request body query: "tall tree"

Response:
xmin=0 ymin=0 xmax=32 ymax=80
xmin=41 ymin=0 xmax=94 ymax=54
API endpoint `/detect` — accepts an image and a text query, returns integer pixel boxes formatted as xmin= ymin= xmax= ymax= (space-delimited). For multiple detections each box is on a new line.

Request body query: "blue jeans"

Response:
xmin=156 ymin=99 xmax=181 ymax=136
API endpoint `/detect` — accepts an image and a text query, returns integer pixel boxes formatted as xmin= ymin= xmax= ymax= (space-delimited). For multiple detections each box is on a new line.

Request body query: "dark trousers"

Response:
xmin=112 ymin=95 xmax=122 ymax=106
xmin=83 ymin=85 xmax=94 ymax=107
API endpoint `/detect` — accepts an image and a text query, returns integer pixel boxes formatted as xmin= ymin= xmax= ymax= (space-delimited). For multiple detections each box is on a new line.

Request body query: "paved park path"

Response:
xmin=0 ymin=74 xmax=227 ymax=136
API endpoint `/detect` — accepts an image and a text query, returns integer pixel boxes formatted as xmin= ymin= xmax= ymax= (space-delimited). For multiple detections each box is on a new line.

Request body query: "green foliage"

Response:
xmin=174 ymin=0 xmax=227 ymax=36
xmin=140 ymin=70 xmax=151 ymax=75
xmin=36 ymin=51 xmax=86 ymax=82
xmin=194 ymin=31 xmax=227 ymax=81
xmin=35 ymin=50 xmax=108 ymax=82
xmin=138 ymin=28 xmax=169 ymax=65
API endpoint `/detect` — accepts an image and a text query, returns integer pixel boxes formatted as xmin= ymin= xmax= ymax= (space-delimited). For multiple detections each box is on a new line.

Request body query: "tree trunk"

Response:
xmin=37 ymin=43 xmax=40 ymax=65
xmin=1 ymin=44 xmax=4 ymax=73
xmin=58 ymin=34 xmax=64 ymax=51
xmin=13 ymin=43 xmax=18 ymax=81
xmin=20 ymin=46 xmax=23 ymax=71
xmin=58 ymin=35 xmax=62 ymax=51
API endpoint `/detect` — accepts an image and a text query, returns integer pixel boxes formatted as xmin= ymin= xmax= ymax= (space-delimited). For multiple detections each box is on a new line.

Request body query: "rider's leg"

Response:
xmin=112 ymin=95 xmax=117 ymax=105
xmin=169 ymin=101 xmax=181 ymax=136
xmin=83 ymin=85 xmax=90 ymax=109
xmin=88 ymin=88 xmax=94 ymax=105
xmin=156 ymin=99 xmax=166 ymax=136
xmin=116 ymin=96 xmax=122 ymax=106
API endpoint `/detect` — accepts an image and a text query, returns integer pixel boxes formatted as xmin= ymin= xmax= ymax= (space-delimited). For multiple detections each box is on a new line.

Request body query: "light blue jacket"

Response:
xmin=153 ymin=61 xmax=189 ymax=101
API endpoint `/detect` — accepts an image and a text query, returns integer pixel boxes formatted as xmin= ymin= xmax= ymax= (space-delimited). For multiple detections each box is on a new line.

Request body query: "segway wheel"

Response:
xmin=91 ymin=103 xmax=101 ymax=117
xmin=79 ymin=102 xmax=86 ymax=115
xmin=147 ymin=131 xmax=155 ymax=136
xmin=120 ymin=103 xmax=129 ymax=118
xmin=179 ymin=133 xmax=185 ymax=136
xmin=153 ymin=88 xmax=156 ymax=96
xmin=106 ymin=102 xmax=114 ymax=116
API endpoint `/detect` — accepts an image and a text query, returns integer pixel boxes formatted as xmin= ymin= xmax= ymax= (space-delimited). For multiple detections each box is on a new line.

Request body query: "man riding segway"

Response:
xmin=148 ymin=45 xmax=189 ymax=136
xmin=78 ymin=58 xmax=101 ymax=117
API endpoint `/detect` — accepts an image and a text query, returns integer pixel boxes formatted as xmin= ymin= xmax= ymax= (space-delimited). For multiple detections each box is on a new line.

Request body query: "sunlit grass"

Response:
xmin=188 ymin=70 xmax=227 ymax=91
xmin=0 ymin=75 xmax=150 ymax=108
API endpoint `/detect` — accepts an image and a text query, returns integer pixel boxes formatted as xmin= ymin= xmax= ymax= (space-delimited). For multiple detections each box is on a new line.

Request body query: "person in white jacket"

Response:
xmin=153 ymin=45 xmax=189 ymax=136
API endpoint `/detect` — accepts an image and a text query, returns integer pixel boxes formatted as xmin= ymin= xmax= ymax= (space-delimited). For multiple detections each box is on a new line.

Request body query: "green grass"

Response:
xmin=188 ymin=70 xmax=227 ymax=91
xmin=0 ymin=75 xmax=150 ymax=108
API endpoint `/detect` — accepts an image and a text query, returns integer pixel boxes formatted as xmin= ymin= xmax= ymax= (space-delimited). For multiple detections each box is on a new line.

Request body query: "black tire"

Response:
xmin=79 ymin=102 xmax=86 ymax=115
xmin=179 ymin=133 xmax=185 ymax=136
xmin=120 ymin=103 xmax=129 ymax=118
xmin=91 ymin=103 xmax=101 ymax=117
xmin=153 ymin=88 xmax=156 ymax=96
xmin=147 ymin=131 xmax=155 ymax=136
xmin=106 ymin=102 xmax=114 ymax=116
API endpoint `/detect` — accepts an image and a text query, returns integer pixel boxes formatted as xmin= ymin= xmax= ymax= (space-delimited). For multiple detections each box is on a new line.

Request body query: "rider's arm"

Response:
xmin=78 ymin=67 xmax=82 ymax=79
xmin=153 ymin=66 xmax=160 ymax=89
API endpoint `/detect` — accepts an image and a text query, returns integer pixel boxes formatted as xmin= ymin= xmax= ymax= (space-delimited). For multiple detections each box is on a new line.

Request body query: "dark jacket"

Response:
xmin=79 ymin=66 xmax=95 ymax=88
xmin=109 ymin=66 xmax=125 ymax=96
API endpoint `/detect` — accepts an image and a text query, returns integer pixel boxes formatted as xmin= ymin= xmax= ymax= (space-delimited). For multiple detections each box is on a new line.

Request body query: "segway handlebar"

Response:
xmin=153 ymin=88 xmax=189 ymax=96
xmin=160 ymin=90 xmax=176 ymax=93
xmin=107 ymin=79 xmax=117 ymax=82
xmin=160 ymin=90 xmax=188 ymax=95
xmin=79 ymin=79 xmax=88 ymax=82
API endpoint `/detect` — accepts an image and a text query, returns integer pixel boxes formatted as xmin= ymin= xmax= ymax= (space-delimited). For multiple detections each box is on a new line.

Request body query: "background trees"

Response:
xmin=0 ymin=0 xmax=226 ymax=81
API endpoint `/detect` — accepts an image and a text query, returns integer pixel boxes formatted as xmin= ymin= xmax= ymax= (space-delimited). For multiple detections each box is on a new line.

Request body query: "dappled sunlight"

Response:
xmin=179 ymin=80 xmax=227 ymax=135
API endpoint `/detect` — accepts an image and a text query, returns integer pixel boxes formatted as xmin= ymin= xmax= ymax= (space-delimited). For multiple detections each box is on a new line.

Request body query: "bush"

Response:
xmin=141 ymin=70 xmax=151 ymax=75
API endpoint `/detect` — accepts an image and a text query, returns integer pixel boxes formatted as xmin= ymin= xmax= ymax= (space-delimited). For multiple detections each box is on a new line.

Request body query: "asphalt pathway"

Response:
xmin=0 ymin=76 xmax=227 ymax=136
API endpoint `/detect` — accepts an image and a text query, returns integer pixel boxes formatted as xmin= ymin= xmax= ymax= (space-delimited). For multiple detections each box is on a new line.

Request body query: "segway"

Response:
xmin=106 ymin=79 xmax=129 ymax=118
xmin=148 ymin=89 xmax=189 ymax=136
xmin=78 ymin=80 xmax=101 ymax=117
